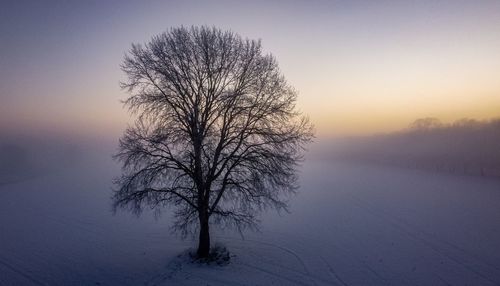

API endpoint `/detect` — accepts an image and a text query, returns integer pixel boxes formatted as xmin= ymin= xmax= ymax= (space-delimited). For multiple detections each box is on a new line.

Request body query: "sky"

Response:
xmin=1 ymin=0 xmax=500 ymax=140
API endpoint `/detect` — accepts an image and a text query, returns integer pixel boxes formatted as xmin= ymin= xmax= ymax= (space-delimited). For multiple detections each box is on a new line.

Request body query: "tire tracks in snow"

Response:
xmin=217 ymin=235 xmax=342 ymax=285
xmin=0 ymin=257 xmax=47 ymax=286
xmin=318 ymin=255 xmax=349 ymax=286
xmin=241 ymin=239 xmax=313 ymax=278
xmin=349 ymin=194 xmax=500 ymax=285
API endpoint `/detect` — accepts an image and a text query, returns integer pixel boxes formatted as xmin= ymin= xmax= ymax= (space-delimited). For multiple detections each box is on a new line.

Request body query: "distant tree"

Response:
xmin=409 ymin=117 xmax=443 ymax=131
xmin=452 ymin=118 xmax=480 ymax=128
xmin=113 ymin=26 xmax=313 ymax=258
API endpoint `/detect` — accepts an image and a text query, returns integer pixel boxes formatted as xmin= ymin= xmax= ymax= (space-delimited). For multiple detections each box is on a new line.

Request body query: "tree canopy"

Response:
xmin=113 ymin=26 xmax=313 ymax=258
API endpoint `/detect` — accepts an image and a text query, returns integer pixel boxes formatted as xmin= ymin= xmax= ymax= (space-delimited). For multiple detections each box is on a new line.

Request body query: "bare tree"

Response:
xmin=113 ymin=26 xmax=313 ymax=258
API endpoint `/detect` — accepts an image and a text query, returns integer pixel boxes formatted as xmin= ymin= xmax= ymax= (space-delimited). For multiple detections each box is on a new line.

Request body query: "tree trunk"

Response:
xmin=197 ymin=214 xmax=210 ymax=258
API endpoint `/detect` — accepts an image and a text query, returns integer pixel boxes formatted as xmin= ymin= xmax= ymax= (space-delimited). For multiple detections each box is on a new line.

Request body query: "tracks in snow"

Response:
xmin=349 ymin=194 xmax=500 ymax=285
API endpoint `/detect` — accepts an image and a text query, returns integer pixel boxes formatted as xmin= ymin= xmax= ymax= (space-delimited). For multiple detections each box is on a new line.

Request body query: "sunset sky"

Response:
xmin=1 ymin=0 xmax=499 ymax=139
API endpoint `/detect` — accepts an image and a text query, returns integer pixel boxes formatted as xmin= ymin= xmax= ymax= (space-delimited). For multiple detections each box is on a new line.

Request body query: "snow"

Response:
xmin=1 ymin=147 xmax=500 ymax=285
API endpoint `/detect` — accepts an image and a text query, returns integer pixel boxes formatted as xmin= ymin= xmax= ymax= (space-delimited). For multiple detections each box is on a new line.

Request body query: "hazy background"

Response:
xmin=2 ymin=2 xmax=500 ymax=284
xmin=2 ymin=0 xmax=500 ymax=186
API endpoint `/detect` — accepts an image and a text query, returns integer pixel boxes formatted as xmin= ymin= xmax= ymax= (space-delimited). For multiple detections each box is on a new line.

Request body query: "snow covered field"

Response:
xmin=1 ymin=147 xmax=500 ymax=285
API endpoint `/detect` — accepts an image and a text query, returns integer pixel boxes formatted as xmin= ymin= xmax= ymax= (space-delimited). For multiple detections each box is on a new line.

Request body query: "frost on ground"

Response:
xmin=1 ymin=148 xmax=500 ymax=285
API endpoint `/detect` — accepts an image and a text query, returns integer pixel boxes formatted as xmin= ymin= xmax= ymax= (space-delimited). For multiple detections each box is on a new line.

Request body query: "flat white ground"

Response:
xmin=1 ymin=149 xmax=500 ymax=285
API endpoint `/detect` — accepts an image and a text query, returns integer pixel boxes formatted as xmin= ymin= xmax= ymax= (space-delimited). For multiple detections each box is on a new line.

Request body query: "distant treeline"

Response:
xmin=332 ymin=118 xmax=500 ymax=178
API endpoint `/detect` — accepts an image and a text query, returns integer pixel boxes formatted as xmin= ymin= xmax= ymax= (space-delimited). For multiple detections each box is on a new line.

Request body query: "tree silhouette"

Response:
xmin=113 ymin=26 xmax=313 ymax=258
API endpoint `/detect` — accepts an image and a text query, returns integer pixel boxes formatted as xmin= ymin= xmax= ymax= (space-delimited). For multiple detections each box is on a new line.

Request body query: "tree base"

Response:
xmin=190 ymin=244 xmax=231 ymax=265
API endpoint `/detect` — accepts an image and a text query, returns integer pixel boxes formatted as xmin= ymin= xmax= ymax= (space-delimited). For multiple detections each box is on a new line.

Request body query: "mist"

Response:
xmin=1 ymin=122 xmax=500 ymax=284
xmin=2 ymin=1 xmax=500 ymax=284
xmin=325 ymin=117 xmax=500 ymax=178
xmin=0 ymin=129 xmax=119 ymax=187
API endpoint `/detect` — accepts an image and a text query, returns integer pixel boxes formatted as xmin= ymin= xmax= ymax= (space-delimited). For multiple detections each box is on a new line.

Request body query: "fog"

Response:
xmin=1 ymin=136 xmax=73 ymax=186
xmin=327 ymin=118 xmax=500 ymax=178
xmin=2 ymin=0 xmax=500 ymax=284
xmin=0 ymin=129 xmax=118 ymax=186
xmin=1 ymin=126 xmax=500 ymax=285
xmin=3 ymin=117 xmax=497 ymax=194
